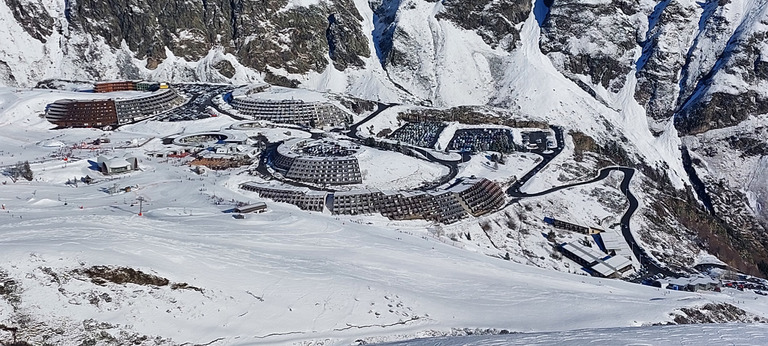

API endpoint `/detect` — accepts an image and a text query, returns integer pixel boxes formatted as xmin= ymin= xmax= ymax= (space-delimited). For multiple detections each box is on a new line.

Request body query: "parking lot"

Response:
xmin=159 ymin=84 xmax=234 ymax=122
xmin=388 ymin=121 xmax=446 ymax=148
xmin=448 ymin=128 xmax=515 ymax=153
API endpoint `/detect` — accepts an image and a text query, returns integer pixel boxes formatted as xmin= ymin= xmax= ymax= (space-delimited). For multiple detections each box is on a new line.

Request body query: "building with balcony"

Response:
xmin=273 ymin=138 xmax=362 ymax=185
xmin=94 ymin=81 xmax=138 ymax=93
xmin=114 ymin=89 xmax=185 ymax=124
xmin=239 ymin=182 xmax=326 ymax=212
xmin=327 ymin=177 xmax=505 ymax=224
xmin=45 ymin=99 xmax=118 ymax=128
xmin=46 ymin=86 xmax=184 ymax=128
xmin=226 ymin=85 xmax=349 ymax=128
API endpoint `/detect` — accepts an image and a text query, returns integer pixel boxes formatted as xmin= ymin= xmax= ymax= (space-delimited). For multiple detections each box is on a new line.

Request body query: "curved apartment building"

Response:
xmin=273 ymin=138 xmax=362 ymax=185
xmin=240 ymin=177 xmax=506 ymax=224
xmin=226 ymin=86 xmax=349 ymax=128
xmin=240 ymin=182 xmax=326 ymax=211
xmin=94 ymin=81 xmax=137 ymax=93
xmin=114 ymin=89 xmax=185 ymax=124
xmin=46 ymin=88 xmax=184 ymax=128
xmin=45 ymin=99 xmax=118 ymax=128
xmin=94 ymin=81 xmax=165 ymax=92
xmin=328 ymin=177 xmax=505 ymax=223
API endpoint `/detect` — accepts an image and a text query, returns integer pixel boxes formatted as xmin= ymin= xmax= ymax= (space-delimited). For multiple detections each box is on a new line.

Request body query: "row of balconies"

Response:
xmin=233 ymin=98 xmax=313 ymax=106
xmin=231 ymin=101 xmax=321 ymax=112
xmin=242 ymin=179 xmax=504 ymax=223
xmin=230 ymin=100 xmax=347 ymax=127
xmin=289 ymin=167 xmax=358 ymax=173
xmin=235 ymin=107 xmax=320 ymax=115
xmin=290 ymin=161 xmax=358 ymax=168
xmin=240 ymin=183 xmax=326 ymax=211
xmin=288 ymin=171 xmax=361 ymax=178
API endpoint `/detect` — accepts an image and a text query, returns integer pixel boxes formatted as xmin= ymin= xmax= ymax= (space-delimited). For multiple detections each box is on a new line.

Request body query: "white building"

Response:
xmin=560 ymin=242 xmax=633 ymax=278
xmin=97 ymin=155 xmax=139 ymax=175
xmin=600 ymin=230 xmax=633 ymax=260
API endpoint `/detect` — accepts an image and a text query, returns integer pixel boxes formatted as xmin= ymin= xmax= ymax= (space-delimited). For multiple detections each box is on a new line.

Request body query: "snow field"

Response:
xmin=355 ymin=146 xmax=447 ymax=190
xmin=0 ymin=82 xmax=766 ymax=344
xmin=383 ymin=323 xmax=768 ymax=345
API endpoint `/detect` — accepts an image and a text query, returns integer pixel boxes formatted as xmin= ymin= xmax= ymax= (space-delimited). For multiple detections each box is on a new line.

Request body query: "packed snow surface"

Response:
xmin=383 ymin=323 xmax=768 ymax=345
xmin=1 ymin=89 xmax=768 ymax=345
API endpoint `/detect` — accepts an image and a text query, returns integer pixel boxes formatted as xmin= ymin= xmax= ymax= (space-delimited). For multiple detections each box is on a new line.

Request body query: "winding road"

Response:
xmin=506 ymin=126 xmax=565 ymax=196
xmin=509 ymin=163 xmax=676 ymax=279
xmin=345 ymin=103 xmax=469 ymax=190
xmin=256 ymin=103 xmax=674 ymax=280
xmin=346 ymin=102 xmax=394 ymax=139
xmin=499 ymin=124 xmax=678 ymax=278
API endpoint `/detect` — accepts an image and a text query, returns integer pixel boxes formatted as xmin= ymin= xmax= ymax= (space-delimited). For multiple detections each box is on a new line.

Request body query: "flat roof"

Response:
xmin=591 ymin=256 xmax=632 ymax=277
xmin=277 ymin=138 xmax=359 ymax=161
xmin=601 ymin=231 xmax=629 ymax=251
xmin=232 ymin=85 xmax=329 ymax=103
xmin=445 ymin=177 xmax=485 ymax=193
xmin=399 ymin=190 xmax=426 ymax=197
xmin=334 ymin=189 xmax=382 ymax=197
xmin=240 ymin=202 xmax=267 ymax=207
xmin=561 ymin=242 xmax=605 ymax=263
xmin=235 ymin=202 xmax=267 ymax=212
xmin=241 ymin=181 xmax=311 ymax=194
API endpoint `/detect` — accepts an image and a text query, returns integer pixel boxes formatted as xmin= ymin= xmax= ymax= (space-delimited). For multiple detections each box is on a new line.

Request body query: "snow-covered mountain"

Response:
xmin=1 ymin=0 xmax=768 ymax=343
xmin=6 ymin=0 xmax=763 ymax=275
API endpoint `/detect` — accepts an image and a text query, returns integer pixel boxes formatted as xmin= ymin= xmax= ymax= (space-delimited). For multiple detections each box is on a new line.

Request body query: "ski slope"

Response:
xmin=383 ymin=323 xmax=768 ymax=345
xmin=1 ymin=88 xmax=767 ymax=345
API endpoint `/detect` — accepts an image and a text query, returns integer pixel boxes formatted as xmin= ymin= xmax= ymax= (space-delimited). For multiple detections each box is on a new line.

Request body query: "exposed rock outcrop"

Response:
xmin=4 ymin=0 xmax=54 ymax=43
xmin=673 ymin=1 xmax=768 ymax=135
xmin=540 ymin=0 xmax=641 ymax=93
xmin=634 ymin=1 xmax=700 ymax=133
xmin=67 ymin=0 xmax=370 ymax=75
xmin=436 ymin=0 xmax=531 ymax=51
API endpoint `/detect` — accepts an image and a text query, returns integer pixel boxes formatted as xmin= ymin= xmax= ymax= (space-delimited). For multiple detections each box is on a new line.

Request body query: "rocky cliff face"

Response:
xmin=634 ymin=0 xmax=700 ymax=134
xmin=368 ymin=0 xmax=531 ymax=106
xmin=674 ymin=0 xmax=768 ymax=135
xmin=540 ymin=0 xmax=641 ymax=94
xmin=539 ymin=0 xmax=768 ymax=136
xmin=534 ymin=0 xmax=768 ymax=275
xmin=436 ymin=0 xmax=531 ymax=51
xmin=6 ymin=0 xmax=52 ymax=43
xmin=65 ymin=0 xmax=369 ymax=75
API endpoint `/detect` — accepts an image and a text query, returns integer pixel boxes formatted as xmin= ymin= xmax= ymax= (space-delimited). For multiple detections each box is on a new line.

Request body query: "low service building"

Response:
xmin=97 ymin=155 xmax=139 ymax=175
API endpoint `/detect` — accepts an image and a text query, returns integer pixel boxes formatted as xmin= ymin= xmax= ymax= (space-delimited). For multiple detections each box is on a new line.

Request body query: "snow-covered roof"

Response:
xmin=694 ymin=254 xmax=727 ymax=267
xmin=561 ymin=242 xmax=606 ymax=264
xmin=232 ymin=85 xmax=329 ymax=103
xmin=690 ymin=276 xmax=718 ymax=286
xmin=601 ymin=231 xmax=630 ymax=252
xmin=241 ymin=181 xmax=310 ymax=194
xmin=445 ymin=177 xmax=484 ymax=193
xmin=334 ymin=189 xmax=381 ymax=197
xmin=106 ymin=158 xmax=131 ymax=168
xmin=277 ymin=138 xmax=359 ymax=161
xmin=97 ymin=155 xmax=134 ymax=169
xmin=591 ymin=256 xmax=632 ymax=277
